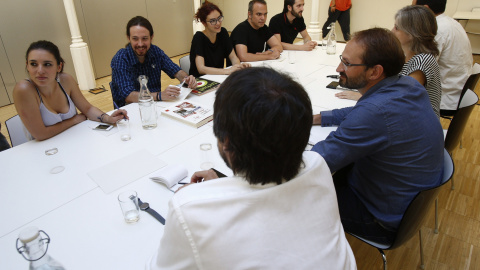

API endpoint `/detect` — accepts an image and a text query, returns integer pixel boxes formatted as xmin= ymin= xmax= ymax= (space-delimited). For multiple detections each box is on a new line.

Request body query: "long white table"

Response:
xmin=0 ymin=43 xmax=352 ymax=269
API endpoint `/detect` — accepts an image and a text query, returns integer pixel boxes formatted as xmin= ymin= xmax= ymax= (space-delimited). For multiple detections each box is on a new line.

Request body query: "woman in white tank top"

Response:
xmin=13 ymin=40 xmax=128 ymax=141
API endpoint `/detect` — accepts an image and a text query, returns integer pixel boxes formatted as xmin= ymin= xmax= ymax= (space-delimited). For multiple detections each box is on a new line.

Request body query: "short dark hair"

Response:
xmin=194 ymin=1 xmax=223 ymax=23
xmin=213 ymin=67 xmax=313 ymax=185
xmin=283 ymin=0 xmax=295 ymax=13
xmin=415 ymin=0 xmax=446 ymax=14
xmin=248 ymin=0 xmax=267 ymax=13
xmin=395 ymin=5 xmax=439 ymax=56
xmin=351 ymin=28 xmax=405 ymax=77
xmin=126 ymin=16 xmax=154 ymax=37
xmin=26 ymin=40 xmax=65 ymax=73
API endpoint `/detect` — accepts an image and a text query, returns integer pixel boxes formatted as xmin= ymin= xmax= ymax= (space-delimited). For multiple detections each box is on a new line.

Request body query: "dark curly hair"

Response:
xmin=213 ymin=67 xmax=313 ymax=185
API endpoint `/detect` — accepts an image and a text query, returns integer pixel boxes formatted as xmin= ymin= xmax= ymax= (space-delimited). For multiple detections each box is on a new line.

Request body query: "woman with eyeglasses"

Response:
xmin=189 ymin=1 xmax=250 ymax=77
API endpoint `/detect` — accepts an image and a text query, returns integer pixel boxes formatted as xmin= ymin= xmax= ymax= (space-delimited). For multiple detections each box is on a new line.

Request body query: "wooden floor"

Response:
xmin=1 ymin=54 xmax=480 ymax=270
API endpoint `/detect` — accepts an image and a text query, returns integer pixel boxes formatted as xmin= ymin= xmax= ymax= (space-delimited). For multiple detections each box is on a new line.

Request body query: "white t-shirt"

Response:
xmin=147 ymin=151 xmax=356 ymax=270
xmin=436 ymin=14 xmax=473 ymax=110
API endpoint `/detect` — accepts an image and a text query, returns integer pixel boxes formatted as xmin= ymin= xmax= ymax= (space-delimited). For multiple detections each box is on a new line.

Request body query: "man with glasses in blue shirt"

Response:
xmin=311 ymin=28 xmax=444 ymax=245
xmin=110 ymin=16 xmax=197 ymax=108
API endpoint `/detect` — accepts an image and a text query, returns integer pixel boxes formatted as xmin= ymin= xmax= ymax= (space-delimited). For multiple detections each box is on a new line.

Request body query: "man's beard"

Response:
xmin=339 ymin=71 xmax=368 ymax=90
xmin=291 ymin=9 xmax=302 ymax=19
xmin=134 ymin=46 xmax=148 ymax=56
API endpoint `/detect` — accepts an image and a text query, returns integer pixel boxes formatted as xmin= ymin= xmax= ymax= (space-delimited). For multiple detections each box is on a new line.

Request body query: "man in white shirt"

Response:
xmin=414 ymin=0 xmax=473 ymax=115
xmin=147 ymin=67 xmax=356 ymax=270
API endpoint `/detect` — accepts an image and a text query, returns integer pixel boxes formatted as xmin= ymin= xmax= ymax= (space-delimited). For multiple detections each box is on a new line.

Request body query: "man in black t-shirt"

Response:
xmin=270 ymin=0 xmax=317 ymax=51
xmin=230 ymin=0 xmax=283 ymax=62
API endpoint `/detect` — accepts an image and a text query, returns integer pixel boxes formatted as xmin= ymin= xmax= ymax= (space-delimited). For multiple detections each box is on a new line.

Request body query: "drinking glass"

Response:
xmin=200 ymin=143 xmax=214 ymax=170
xmin=118 ymin=190 xmax=140 ymax=223
xmin=117 ymin=118 xmax=131 ymax=141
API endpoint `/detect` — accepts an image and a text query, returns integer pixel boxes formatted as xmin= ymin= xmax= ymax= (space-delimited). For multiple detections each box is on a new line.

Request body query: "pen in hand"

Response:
xmin=180 ymin=78 xmax=189 ymax=88
xmin=327 ymin=75 xmax=340 ymax=79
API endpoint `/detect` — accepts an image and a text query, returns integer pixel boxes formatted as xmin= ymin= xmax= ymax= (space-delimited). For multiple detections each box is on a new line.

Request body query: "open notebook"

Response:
xmin=150 ymin=164 xmax=189 ymax=192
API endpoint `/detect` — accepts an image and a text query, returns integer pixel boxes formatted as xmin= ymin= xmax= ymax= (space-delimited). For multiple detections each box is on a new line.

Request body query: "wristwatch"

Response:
xmin=138 ymin=197 xmax=165 ymax=225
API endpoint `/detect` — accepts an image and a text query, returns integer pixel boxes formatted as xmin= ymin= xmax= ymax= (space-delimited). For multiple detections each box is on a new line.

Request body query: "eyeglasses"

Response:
xmin=339 ymin=55 xmax=367 ymax=71
xmin=207 ymin=16 xmax=224 ymax=25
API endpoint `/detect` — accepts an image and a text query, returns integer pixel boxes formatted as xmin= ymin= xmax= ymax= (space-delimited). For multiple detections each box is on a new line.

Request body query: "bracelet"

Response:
xmin=98 ymin=113 xmax=107 ymax=123
xmin=157 ymin=92 xmax=161 ymax=101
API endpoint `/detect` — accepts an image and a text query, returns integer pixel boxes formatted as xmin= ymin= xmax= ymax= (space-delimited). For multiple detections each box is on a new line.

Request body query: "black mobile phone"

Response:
xmin=211 ymin=168 xmax=227 ymax=178
xmin=326 ymin=81 xmax=339 ymax=89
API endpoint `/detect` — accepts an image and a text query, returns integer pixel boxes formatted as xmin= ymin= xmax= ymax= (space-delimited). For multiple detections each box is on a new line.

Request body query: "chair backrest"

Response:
xmin=390 ymin=149 xmax=454 ymax=250
xmin=179 ymin=55 xmax=190 ymax=75
xmin=456 ymin=72 xmax=480 ymax=110
xmin=445 ymin=89 xmax=479 ymax=153
xmin=5 ymin=115 xmax=32 ymax=147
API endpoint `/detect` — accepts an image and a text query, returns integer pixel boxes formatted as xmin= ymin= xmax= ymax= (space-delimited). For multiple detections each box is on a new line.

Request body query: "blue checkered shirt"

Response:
xmin=110 ymin=44 xmax=181 ymax=107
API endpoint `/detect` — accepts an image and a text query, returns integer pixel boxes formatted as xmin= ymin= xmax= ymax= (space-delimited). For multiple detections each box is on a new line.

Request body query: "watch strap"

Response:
xmin=146 ymin=207 xmax=165 ymax=225
xmin=138 ymin=198 xmax=166 ymax=225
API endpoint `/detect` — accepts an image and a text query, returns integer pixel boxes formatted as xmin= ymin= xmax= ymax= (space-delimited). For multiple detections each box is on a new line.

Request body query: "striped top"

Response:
xmin=400 ymin=53 xmax=441 ymax=118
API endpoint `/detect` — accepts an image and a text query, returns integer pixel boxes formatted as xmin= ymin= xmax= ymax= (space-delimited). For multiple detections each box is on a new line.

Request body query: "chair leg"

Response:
xmin=448 ymin=151 xmax=455 ymax=190
xmin=434 ymin=198 xmax=439 ymax=234
xmin=419 ymin=230 xmax=425 ymax=269
xmin=377 ymin=248 xmax=387 ymax=270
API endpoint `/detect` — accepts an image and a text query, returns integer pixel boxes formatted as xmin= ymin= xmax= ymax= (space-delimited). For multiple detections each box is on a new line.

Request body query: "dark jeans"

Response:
xmin=321 ymin=7 xmax=351 ymax=41
xmin=333 ymin=164 xmax=396 ymax=245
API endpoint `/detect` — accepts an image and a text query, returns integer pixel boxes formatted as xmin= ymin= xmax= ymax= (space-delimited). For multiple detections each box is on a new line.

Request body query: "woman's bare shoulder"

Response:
xmin=13 ymin=80 xmax=35 ymax=95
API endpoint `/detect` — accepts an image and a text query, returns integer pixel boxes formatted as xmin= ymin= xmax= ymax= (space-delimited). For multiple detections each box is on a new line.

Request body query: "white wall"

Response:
xmin=209 ymin=0 xmax=478 ymax=42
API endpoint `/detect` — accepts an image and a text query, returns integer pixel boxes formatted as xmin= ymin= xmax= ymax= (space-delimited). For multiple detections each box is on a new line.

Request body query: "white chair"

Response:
xmin=5 ymin=115 xmax=32 ymax=147
xmin=179 ymin=55 xmax=190 ymax=75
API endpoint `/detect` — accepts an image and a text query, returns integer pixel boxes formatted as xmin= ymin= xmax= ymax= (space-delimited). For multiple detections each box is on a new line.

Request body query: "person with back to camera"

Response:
xmin=189 ymin=1 xmax=250 ymax=77
xmin=336 ymin=6 xmax=442 ymax=119
xmin=147 ymin=67 xmax=356 ymax=269
xmin=13 ymin=40 xmax=128 ymax=141
xmin=414 ymin=0 xmax=473 ymax=116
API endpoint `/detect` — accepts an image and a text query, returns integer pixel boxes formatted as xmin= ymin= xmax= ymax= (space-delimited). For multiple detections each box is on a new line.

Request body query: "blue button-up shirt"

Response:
xmin=312 ymin=75 xmax=444 ymax=230
xmin=110 ymin=44 xmax=181 ymax=107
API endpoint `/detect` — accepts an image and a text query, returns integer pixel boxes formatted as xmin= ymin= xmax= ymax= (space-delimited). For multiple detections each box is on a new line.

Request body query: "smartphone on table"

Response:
xmin=93 ymin=124 xmax=113 ymax=131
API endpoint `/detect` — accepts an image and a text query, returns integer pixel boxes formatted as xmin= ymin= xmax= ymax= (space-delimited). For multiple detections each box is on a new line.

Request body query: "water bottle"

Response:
xmin=16 ymin=227 xmax=65 ymax=270
xmin=327 ymin=22 xmax=337 ymax=55
xmin=138 ymin=75 xmax=157 ymax=130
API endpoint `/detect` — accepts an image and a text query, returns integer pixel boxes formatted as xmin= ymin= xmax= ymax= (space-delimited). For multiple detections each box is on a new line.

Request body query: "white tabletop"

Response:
xmin=0 ymin=44 xmax=350 ymax=269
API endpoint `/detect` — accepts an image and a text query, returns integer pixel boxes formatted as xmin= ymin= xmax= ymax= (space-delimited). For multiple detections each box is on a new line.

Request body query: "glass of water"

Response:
xmin=118 ymin=190 xmax=140 ymax=223
xmin=200 ymin=143 xmax=214 ymax=170
xmin=116 ymin=118 xmax=131 ymax=141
